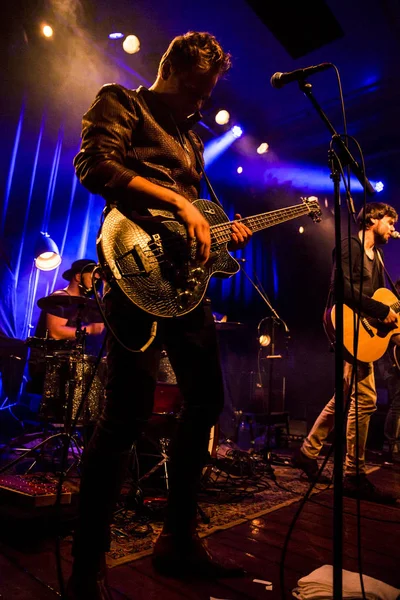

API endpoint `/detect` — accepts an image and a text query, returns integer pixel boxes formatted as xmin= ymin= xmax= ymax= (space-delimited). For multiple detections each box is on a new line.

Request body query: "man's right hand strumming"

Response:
xmin=174 ymin=196 xmax=211 ymax=265
xmin=127 ymin=176 xmax=211 ymax=265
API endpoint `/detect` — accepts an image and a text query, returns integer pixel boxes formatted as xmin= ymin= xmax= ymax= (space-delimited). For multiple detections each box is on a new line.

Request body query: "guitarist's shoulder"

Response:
xmin=339 ymin=234 xmax=362 ymax=255
xmin=96 ymin=83 xmax=140 ymax=104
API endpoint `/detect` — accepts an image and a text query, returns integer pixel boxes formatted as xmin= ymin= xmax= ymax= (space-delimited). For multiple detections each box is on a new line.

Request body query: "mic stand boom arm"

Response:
xmin=239 ymin=265 xmax=290 ymax=335
xmin=298 ymin=80 xmax=375 ymax=196
xmin=239 ymin=264 xmax=290 ymax=469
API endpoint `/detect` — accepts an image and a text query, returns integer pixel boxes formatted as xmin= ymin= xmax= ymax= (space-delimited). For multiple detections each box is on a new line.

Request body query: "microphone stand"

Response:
xmin=296 ymin=78 xmax=375 ymax=600
xmin=238 ymin=261 xmax=290 ymax=475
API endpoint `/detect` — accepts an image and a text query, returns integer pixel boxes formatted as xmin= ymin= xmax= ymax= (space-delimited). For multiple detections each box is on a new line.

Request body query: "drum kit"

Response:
xmin=28 ymin=294 xmax=107 ymax=430
xmin=15 ymin=296 xmax=243 ymax=491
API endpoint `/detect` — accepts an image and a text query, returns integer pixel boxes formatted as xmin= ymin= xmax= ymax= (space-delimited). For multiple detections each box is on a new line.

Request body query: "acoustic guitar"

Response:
xmin=325 ymin=288 xmax=400 ymax=362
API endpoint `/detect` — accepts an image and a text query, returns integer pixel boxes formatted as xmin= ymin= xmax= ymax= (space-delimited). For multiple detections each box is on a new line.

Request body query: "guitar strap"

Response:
xmin=186 ymin=131 xmax=225 ymax=210
xmin=375 ymin=250 xmax=400 ymax=300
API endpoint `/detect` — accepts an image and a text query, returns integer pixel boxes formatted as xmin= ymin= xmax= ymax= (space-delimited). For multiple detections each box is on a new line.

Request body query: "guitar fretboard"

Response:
xmin=391 ymin=301 xmax=400 ymax=313
xmin=210 ymin=203 xmax=314 ymax=245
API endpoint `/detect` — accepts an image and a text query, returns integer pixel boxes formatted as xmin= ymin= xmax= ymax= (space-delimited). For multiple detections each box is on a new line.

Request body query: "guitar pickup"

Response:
xmin=132 ymin=244 xmax=153 ymax=274
xmin=116 ymin=244 xmax=153 ymax=276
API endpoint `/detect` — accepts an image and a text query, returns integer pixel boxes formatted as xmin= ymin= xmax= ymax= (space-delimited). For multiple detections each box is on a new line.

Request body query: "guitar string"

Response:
xmin=115 ymin=204 xmax=318 ymax=271
xmin=119 ymin=207 xmax=314 ymax=270
xmin=140 ymin=205 xmax=314 ymax=254
xmin=363 ymin=300 xmax=400 ymax=325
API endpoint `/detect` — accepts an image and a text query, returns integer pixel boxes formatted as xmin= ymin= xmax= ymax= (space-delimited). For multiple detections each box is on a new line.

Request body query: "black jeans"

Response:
xmin=72 ymin=291 xmax=224 ymax=561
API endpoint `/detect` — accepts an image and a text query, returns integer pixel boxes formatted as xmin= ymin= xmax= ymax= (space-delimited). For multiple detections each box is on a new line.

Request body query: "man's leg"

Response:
xmin=384 ymin=367 xmax=400 ymax=461
xmin=294 ymin=361 xmax=355 ymax=481
xmin=152 ymin=301 xmax=242 ymax=576
xmin=342 ymin=360 xmax=396 ymax=504
xmin=163 ymin=301 xmax=224 ymax=535
xmin=344 ymin=360 xmax=376 ymax=476
xmin=68 ymin=295 xmax=161 ymax=596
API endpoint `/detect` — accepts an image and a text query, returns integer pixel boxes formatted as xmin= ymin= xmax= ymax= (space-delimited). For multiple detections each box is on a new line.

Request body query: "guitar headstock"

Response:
xmin=302 ymin=196 xmax=322 ymax=223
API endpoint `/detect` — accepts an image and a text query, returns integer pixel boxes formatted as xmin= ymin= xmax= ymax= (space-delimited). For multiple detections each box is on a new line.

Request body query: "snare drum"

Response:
xmin=41 ymin=353 xmax=106 ymax=424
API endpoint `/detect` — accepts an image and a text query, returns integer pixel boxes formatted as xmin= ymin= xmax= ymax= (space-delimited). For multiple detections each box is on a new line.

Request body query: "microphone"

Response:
xmin=270 ymin=63 xmax=332 ymax=89
xmin=391 ymin=231 xmax=400 ymax=239
xmin=236 ymin=258 xmax=247 ymax=263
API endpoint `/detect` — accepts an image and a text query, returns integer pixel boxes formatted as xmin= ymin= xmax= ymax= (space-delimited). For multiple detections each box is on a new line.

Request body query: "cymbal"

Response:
xmin=37 ymin=294 xmax=101 ymax=312
xmin=215 ymin=321 xmax=244 ymax=330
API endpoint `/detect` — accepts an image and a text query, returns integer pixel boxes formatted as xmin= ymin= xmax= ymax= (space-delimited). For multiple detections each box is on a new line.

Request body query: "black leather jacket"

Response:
xmin=74 ymin=84 xmax=204 ymax=213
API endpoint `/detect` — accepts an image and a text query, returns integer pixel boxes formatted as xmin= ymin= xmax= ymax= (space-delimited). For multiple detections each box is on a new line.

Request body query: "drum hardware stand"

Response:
xmin=0 ymin=319 xmax=93 ymax=477
xmin=120 ymin=427 xmax=210 ymax=526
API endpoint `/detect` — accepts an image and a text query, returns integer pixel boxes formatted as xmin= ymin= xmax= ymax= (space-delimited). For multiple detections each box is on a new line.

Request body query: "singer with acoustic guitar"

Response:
xmin=293 ymin=202 xmax=399 ymax=505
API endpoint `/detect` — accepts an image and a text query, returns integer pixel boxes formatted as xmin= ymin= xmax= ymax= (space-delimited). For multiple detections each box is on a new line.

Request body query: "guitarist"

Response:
xmin=67 ymin=32 xmax=252 ymax=599
xmin=293 ymin=202 xmax=398 ymax=504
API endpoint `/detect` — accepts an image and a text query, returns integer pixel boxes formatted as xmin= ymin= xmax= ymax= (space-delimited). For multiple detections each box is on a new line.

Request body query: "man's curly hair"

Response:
xmin=357 ymin=202 xmax=398 ymax=229
xmin=159 ymin=31 xmax=231 ymax=77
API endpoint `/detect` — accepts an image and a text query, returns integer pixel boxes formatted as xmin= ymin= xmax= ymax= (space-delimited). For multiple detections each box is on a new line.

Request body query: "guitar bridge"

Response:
xmin=361 ymin=318 xmax=375 ymax=338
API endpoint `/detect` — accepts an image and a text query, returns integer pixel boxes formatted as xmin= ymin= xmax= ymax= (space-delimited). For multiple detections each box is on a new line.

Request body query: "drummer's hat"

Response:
xmin=62 ymin=259 xmax=96 ymax=281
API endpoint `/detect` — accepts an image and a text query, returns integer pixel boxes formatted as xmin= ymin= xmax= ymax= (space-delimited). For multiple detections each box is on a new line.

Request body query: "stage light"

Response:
xmin=34 ymin=232 xmax=61 ymax=271
xmin=42 ymin=24 xmax=54 ymax=38
xmin=109 ymin=32 xmax=124 ymax=39
xmin=373 ymin=181 xmax=384 ymax=192
xmin=204 ymin=129 xmax=244 ymax=167
xmin=231 ymin=125 xmax=243 ymax=139
xmin=215 ymin=110 xmax=230 ymax=125
xmin=259 ymin=334 xmax=271 ymax=347
xmin=257 ymin=142 xmax=269 ymax=154
xmin=299 ymin=226 xmax=304 ymax=234
xmin=237 ymin=166 xmax=243 ymax=174
xmin=123 ymin=35 xmax=140 ymax=54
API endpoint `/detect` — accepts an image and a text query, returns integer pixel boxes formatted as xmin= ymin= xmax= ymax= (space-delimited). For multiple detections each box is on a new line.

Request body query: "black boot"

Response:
xmin=292 ymin=448 xmax=331 ymax=484
xmin=66 ymin=554 xmax=113 ymax=600
xmin=152 ymin=529 xmax=245 ymax=579
xmin=343 ymin=474 xmax=398 ymax=505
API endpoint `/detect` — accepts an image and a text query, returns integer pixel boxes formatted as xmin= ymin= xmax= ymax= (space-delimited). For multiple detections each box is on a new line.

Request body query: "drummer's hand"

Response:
xmin=87 ymin=323 xmax=105 ymax=335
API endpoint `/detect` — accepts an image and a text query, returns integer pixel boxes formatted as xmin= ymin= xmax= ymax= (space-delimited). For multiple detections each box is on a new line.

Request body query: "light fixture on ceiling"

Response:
xmin=123 ymin=35 xmax=140 ymax=54
xmin=215 ymin=110 xmax=230 ymax=125
xmin=373 ymin=181 xmax=384 ymax=193
xmin=41 ymin=24 xmax=54 ymax=38
xmin=257 ymin=142 xmax=269 ymax=154
xmin=34 ymin=232 xmax=61 ymax=271
xmin=231 ymin=125 xmax=243 ymax=139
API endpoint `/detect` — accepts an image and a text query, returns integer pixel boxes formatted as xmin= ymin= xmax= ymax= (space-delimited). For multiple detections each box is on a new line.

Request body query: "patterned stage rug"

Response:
xmin=105 ymin=453 xmax=379 ymax=569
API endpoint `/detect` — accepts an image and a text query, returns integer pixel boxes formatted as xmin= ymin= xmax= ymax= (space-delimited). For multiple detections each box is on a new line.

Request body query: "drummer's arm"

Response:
xmin=46 ymin=314 xmax=104 ymax=339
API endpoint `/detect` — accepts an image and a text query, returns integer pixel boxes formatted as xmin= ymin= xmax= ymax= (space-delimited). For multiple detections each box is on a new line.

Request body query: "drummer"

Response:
xmin=28 ymin=259 xmax=105 ymax=394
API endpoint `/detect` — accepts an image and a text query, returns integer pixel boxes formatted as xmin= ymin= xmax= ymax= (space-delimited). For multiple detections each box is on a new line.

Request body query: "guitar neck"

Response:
xmin=391 ymin=300 xmax=400 ymax=313
xmin=210 ymin=203 xmax=312 ymax=244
